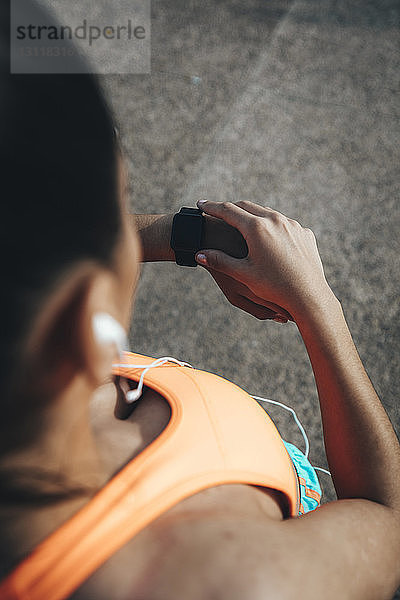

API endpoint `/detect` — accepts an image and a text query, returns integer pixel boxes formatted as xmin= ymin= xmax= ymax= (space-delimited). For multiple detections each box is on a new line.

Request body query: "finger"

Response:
xmin=233 ymin=201 xmax=297 ymax=228
xmin=233 ymin=201 xmax=292 ymax=223
xmin=207 ymin=265 xmax=294 ymax=321
xmin=233 ymin=295 xmax=277 ymax=320
xmin=256 ymin=205 xmax=298 ymax=226
xmin=234 ymin=200 xmax=271 ymax=217
xmin=241 ymin=293 xmax=293 ymax=321
xmin=196 ymin=249 xmax=247 ymax=278
xmin=196 ymin=200 xmax=254 ymax=236
xmin=207 ymin=268 xmax=251 ymax=296
xmin=227 ymin=280 xmax=293 ymax=320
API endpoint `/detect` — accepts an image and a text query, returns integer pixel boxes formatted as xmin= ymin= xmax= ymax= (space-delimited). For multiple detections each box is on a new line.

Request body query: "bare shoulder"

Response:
xmin=135 ymin=499 xmax=400 ymax=600
xmin=71 ymin=496 xmax=400 ymax=600
xmin=72 ymin=508 xmax=292 ymax=600
xmin=139 ymin=512 xmax=299 ymax=600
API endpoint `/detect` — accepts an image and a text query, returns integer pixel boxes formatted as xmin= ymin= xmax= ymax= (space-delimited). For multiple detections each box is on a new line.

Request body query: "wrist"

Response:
xmin=291 ymin=287 xmax=342 ymax=330
xmin=154 ymin=214 xmax=175 ymax=261
xmin=132 ymin=214 xmax=174 ymax=262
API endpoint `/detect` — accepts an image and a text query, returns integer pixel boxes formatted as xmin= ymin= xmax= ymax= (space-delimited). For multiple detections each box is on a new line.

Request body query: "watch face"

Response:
xmin=172 ymin=213 xmax=203 ymax=249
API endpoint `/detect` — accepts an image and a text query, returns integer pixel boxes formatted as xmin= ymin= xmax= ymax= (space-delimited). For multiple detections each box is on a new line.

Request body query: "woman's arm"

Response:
xmin=295 ymin=293 xmax=400 ymax=508
xmin=130 ymin=213 xmax=247 ymax=262
xmin=283 ymin=293 xmax=400 ymax=598
xmin=194 ymin=199 xmax=400 ymax=512
xmin=190 ymin=199 xmax=400 ymax=597
xmin=296 ymin=291 xmax=400 ymax=510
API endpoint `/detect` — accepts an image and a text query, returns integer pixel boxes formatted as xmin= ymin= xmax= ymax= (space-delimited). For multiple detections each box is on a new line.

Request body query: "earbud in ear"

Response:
xmin=92 ymin=312 xmax=128 ymax=355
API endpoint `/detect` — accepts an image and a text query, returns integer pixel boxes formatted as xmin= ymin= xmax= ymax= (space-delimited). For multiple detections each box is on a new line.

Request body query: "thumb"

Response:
xmin=195 ymin=249 xmax=246 ymax=277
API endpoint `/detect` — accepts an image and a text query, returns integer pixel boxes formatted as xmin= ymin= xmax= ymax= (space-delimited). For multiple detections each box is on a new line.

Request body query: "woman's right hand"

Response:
xmin=195 ymin=200 xmax=335 ymax=322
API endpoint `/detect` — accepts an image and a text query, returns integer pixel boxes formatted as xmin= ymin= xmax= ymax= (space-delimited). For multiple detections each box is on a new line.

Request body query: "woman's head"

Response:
xmin=0 ymin=1 xmax=140 ymax=453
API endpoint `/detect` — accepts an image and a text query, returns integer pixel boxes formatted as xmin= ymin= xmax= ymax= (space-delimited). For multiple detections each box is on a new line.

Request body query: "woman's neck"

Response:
xmin=0 ymin=375 xmax=108 ymax=562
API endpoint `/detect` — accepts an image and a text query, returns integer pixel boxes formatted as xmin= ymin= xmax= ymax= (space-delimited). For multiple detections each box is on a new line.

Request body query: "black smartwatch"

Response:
xmin=170 ymin=207 xmax=204 ymax=267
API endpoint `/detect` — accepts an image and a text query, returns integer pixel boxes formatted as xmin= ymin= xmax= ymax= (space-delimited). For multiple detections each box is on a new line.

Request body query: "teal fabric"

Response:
xmin=283 ymin=440 xmax=322 ymax=515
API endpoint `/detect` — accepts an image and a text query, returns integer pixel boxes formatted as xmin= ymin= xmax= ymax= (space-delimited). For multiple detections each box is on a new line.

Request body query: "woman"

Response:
xmin=1 ymin=2 xmax=400 ymax=599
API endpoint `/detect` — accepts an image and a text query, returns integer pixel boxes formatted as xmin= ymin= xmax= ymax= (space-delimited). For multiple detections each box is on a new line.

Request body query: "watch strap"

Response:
xmin=174 ymin=250 xmax=198 ymax=267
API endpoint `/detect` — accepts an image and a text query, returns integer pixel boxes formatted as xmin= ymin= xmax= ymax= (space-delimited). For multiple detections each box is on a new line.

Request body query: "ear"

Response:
xmin=80 ymin=275 xmax=125 ymax=388
xmin=25 ymin=263 xmax=125 ymax=400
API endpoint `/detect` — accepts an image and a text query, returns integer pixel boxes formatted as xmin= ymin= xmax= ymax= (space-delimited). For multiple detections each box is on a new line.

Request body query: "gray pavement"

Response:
xmin=100 ymin=0 xmax=399 ymax=594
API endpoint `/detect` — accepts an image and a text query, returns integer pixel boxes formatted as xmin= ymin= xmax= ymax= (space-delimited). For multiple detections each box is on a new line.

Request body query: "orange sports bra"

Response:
xmin=0 ymin=352 xmax=299 ymax=600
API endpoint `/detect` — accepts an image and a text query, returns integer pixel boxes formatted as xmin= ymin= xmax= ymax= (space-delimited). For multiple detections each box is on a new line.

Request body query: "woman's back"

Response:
xmin=1 ymin=355 xmax=293 ymax=598
xmin=1 ymin=379 xmax=288 ymax=599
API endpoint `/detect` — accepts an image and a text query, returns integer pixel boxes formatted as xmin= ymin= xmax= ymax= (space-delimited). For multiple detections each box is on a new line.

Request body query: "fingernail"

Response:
xmin=197 ymin=199 xmax=207 ymax=207
xmin=196 ymin=253 xmax=207 ymax=265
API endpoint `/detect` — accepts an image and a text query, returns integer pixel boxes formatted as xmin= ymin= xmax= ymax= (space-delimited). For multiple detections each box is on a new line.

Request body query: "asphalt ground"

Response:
xmin=98 ymin=0 xmax=399 ymax=594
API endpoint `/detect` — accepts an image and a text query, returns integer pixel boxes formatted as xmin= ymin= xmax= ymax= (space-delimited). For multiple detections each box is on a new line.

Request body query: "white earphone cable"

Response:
xmin=313 ymin=466 xmax=332 ymax=476
xmin=251 ymin=395 xmax=310 ymax=458
xmin=112 ymin=356 xmax=331 ymax=478
xmin=112 ymin=356 xmax=193 ymax=403
xmin=251 ymin=394 xmax=331 ymax=479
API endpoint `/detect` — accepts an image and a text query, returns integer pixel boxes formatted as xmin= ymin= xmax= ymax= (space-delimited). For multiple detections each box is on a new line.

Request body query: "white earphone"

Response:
xmin=91 ymin=314 xmax=332 ymax=480
xmin=92 ymin=312 xmax=128 ymax=356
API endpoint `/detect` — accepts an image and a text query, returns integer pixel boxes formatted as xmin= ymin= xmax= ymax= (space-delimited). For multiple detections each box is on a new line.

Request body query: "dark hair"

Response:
xmin=0 ymin=1 xmax=122 ymax=452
